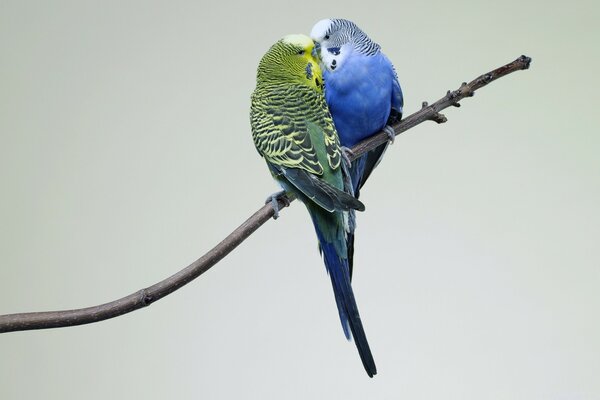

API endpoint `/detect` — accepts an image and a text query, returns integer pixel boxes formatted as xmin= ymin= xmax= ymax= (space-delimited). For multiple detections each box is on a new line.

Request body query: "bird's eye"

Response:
xmin=297 ymin=50 xmax=305 ymax=55
xmin=324 ymin=34 xmax=330 ymax=40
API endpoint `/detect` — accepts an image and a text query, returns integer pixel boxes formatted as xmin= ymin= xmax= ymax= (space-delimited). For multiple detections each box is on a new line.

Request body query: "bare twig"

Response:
xmin=0 ymin=55 xmax=532 ymax=334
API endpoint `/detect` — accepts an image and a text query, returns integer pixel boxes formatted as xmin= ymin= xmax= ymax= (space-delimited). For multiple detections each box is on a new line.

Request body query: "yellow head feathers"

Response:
xmin=256 ymin=34 xmax=324 ymax=92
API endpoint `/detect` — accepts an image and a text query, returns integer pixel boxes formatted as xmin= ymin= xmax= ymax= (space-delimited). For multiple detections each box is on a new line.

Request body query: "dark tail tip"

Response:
xmin=364 ymin=359 xmax=377 ymax=377
xmin=347 ymin=307 xmax=377 ymax=377
xmin=356 ymin=335 xmax=377 ymax=377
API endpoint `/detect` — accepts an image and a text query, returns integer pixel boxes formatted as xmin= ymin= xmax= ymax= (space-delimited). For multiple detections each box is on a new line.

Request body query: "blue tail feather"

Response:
xmin=312 ymin=219 xmax=377 ymax=377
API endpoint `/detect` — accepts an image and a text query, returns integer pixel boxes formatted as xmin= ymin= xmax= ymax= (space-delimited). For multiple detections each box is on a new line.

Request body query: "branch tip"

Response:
xmin=519 ymin=55 xmax=532 ymax=69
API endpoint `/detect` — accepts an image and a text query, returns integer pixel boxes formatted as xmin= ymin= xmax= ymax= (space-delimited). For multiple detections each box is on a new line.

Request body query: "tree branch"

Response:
xmin=0 ymin=55 xmax=532 ymax=334
xmin=350 ymin=55 xmax=532 ymax=159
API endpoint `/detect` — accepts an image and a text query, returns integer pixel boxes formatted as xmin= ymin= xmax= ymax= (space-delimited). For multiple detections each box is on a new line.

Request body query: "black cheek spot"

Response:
xmin=331 ymin=59 xmax=337 ymax=66
xmin=331 ymin=64 xmax=336 ymax=70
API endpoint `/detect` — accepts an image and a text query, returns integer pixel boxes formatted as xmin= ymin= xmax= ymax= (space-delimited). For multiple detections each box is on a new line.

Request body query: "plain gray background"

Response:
xmin=1 ymin=1 xmax=599 ymax=399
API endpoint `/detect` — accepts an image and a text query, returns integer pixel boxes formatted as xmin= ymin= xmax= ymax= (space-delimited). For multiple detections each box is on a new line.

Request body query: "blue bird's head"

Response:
xmin=310 ymin=18 xmax=381 ymax=73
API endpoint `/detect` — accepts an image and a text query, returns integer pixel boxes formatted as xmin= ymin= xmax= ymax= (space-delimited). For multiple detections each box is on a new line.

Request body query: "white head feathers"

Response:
xmin=310 ymin=19 xmax=380 ymax=72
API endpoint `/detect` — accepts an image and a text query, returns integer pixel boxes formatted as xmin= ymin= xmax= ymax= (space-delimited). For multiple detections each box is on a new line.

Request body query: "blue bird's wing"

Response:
xmin=354 ymin=55 xmax=404 ymax=196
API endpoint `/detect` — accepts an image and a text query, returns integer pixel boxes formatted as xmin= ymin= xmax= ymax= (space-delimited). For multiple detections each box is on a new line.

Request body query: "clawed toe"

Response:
xmin=383 ymin=125 xmax=396 ymax=144
xmin=341 ymin=146 xmax=355 ymax=167
xmin=265 ymin=190 xmax=289 ymax=220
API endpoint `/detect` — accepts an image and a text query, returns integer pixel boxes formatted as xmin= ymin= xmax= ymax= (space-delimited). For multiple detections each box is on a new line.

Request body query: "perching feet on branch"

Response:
xmin=265 ymin=190 xmax=290 ymax=220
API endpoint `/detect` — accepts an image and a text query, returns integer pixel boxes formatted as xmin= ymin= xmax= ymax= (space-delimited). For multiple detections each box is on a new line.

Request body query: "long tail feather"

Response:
xmin=312 ymin=216 xmax=377 ymax=377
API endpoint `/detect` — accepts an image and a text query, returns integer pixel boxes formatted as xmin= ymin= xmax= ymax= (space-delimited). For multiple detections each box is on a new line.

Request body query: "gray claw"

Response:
xmin=383 ymin=125 xmax=396 ymax=144
xmin=266 ymin=190 xmax=287 ymax=220
xmin=341 ymin=146 xmax=354 ymax=167
xmin=339 ymin=147 xmax=355 ymax=197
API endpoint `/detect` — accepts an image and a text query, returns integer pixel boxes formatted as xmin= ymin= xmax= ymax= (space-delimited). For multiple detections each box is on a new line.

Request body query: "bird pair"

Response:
xmin=250 ymin=19 xmax=403 ymax=377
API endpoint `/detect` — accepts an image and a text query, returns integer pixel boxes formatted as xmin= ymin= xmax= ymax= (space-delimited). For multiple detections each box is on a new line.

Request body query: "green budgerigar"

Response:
xmin=250 ymin=34 xmax=377 ymax=377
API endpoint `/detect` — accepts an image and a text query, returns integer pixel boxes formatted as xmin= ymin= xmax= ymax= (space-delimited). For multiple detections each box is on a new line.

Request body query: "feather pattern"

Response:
xmin=250 ymin=36 xmax=376 ymax=377
xmin=252 ymin=84 xmax=341 ymax=173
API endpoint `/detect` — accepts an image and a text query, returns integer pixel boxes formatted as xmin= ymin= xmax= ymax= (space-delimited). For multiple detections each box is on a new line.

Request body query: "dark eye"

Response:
xmin=324 ymin=34 xmax=330 ymax=40
xmin=297 ymin=50 xmax=305 ymax=55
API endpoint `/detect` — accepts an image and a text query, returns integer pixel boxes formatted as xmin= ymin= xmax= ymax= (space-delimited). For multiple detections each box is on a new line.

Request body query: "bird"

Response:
xmin=250 ymin=34 xmax=377 ymax=377
xmin=311 ymin=18 xmax=404 ymax=276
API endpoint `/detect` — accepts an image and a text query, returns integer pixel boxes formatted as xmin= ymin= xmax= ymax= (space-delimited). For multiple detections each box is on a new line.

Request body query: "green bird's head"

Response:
xmin=256 ymin=34 xmax=324 ymax=92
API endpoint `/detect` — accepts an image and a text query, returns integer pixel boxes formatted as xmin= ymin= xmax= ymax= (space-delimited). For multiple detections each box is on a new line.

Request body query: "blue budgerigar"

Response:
xmin=311 ymin=18 xmax=403 ymax=275
xmin=310 ymin=18 xmax=403 ymax=196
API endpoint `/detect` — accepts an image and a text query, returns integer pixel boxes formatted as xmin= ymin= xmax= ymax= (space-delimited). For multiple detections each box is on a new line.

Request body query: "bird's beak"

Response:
xmin=312 ymin=42 xmax=321 ymax=59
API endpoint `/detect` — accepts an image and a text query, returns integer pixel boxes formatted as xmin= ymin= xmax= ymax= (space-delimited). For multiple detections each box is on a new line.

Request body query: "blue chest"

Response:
xmin=324 ymin=54 xmax=395 ymax=147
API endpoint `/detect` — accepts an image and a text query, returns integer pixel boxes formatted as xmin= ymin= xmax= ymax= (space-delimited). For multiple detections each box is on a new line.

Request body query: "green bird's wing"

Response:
xmin=280 ymin=166 xmax=364 ymax=212
xmin=252 ymin=85 xmax=340 ymax=173
xmin=251 ymin=85 xmax=363 ymax=212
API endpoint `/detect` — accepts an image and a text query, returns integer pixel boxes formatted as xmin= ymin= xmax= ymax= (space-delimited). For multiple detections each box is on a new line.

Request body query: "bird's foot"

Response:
xmin=341 ymin=146 xmax=355 ymax=168
xmin=383 ymin=125 xmax=396 ymax=144
xmin=265 ymin=190 xmax=290 ymax=220
xmin=340 ymin=147 xmax=355 ymax=197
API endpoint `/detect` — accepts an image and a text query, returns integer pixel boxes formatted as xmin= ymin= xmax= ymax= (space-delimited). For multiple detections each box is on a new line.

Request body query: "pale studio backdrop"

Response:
xmin=1 ymin=1 xmax=599 ymax=399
